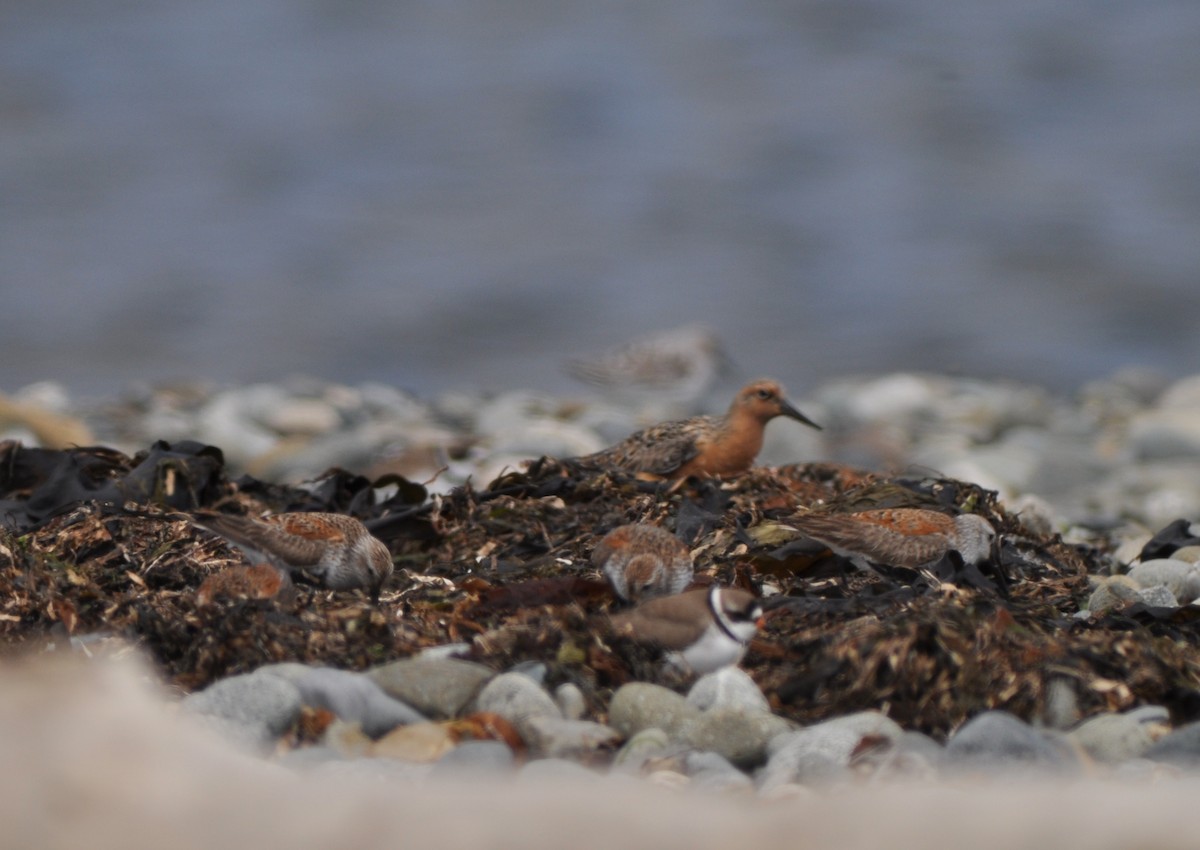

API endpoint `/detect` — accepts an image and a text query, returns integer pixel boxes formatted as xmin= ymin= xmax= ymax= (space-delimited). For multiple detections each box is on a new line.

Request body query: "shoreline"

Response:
xmin=2 ymin=368 xmax=1200 ymax=807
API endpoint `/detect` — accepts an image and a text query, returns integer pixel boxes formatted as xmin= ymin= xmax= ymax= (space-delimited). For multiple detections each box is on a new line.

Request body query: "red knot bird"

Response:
xmin=591 ymin=523 xmax=694 ymax=602
xmin=575 ymin=378 xmax=820 ymax=481
xmin=790 ymin=508 xmax=996 ymax=571
xmin=192 ymin=510 xmax=394 ymax=599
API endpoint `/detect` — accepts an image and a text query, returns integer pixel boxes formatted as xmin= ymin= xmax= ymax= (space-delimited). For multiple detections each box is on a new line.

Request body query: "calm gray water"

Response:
xmin=3 ymin=0 xmax=1199 ymax=400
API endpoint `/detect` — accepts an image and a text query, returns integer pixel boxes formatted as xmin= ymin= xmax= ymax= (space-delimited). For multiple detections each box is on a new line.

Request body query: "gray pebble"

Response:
xmin=508 ymin=660 xmax=548 ymax=684
xmin=417 ymin=643 xmax=472 ymax=660
xmin=1069 ymin=709 xmax=1167 ymax=763
xmin=944 ymin=711 xmax=1081 ymax=774
xmin=1128 ymin=558 xmax=1200 ymax=603
xmin=682 ymin=709 xmax=792 ymax=769
xmin=1085 ymin=575 xmax=1140 ymax=615
xmin=258 ymin=664 xmax=426 ymax=738
xmin=608 ymin=683 xmax=698 ymax=739
xmin=554 ymin=682 xmax=587 ymax=721
xmin=369 ymin=656 xmax=494 ymax=719
xmin=759 ymin=727 xmax=858 ymax=790
xmin=182 ymin=671 xmax=302 ymax=753
xmin=686 ymin=667 xmax=771 ymax=714
xmin=759 ymin=712 xmax=903 ymax=791
xmin=683 ymin=751 xmax=753 ymax=794
xmin=1144 ymin=720 xmax=1200 ymax=768
xmin=429 ymin=741 xmax=517 ymax=779
xmin=1136 ymin=584 xmax=1180 ymax=608
xmin=520 ymin=716 xmax=621 ymax=759
xmin=469 ymin=671 xmax=562 ymax=739
xmin=612 ymin=728 xmax=674 ymax=773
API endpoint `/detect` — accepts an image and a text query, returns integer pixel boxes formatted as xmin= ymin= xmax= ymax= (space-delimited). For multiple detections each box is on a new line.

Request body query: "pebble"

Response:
xmin=369 ymin=656 xmax=494 ymax=719
xmin=1069 ymin=706 xmax=1170 ymax=763
xmin=257 ymin=664 xmax=426 ymax=738
xmin=468 ymin=671 xmax=562 ymax=739
xmin=1085 ymin=575 xmax=1141 ymax=616
xmin=607 ymin=681 xmax=789 ymax=768
xmin=520 ymin=716 xmax=621 ymax=759
xmin=683 ymin=751 xmax=754 ymax=794
xmin=608 ymin=682 xmax=697 ymax=740
xmin=1127 ymin=559 xmax=1200 ymax=604
xmin=943 ymin=711 xmax=1081 ymax=774
xmin=1143 ymin=720 xmax=1200 ymax=768
xmin=554 ymin=682 xmax=587 ymax=721
xmin=686 ymin=667 xmax=771 ymax=714
xmin=682 ymin=709 xmax=792 ymax=769
xmin=611 ymin=728 xmax=674 ymax=773
xmin=182 ymin=670 xmax=303 ymax=753
xmin=759 ymin=712 xmax=906 ymax=791
xmin=428 ymin=740 xmax=518 ymax=779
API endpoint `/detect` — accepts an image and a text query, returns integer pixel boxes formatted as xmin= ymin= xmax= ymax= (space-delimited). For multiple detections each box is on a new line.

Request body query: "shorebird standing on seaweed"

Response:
xmin=192 ymin=510 xmax=394 ymax=599
xmin=789 ymin=508 xmax=996 ymax=573
xmin=574 ymin=378 xmax=821 ymax=482
xmin=592 ymin=523 xmax=694 ymax=602
xmin=609 ymin=585 xmax=764 ymax=675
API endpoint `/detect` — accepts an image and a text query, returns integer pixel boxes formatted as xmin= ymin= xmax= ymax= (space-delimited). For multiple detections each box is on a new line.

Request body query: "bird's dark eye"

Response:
xmin=756 ymin=389 xmax=772 ymax=400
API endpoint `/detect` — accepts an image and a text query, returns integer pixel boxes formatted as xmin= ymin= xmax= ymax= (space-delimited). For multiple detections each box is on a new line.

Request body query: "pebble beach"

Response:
xmin=5 ymin=367 xmax=1200 ymax=847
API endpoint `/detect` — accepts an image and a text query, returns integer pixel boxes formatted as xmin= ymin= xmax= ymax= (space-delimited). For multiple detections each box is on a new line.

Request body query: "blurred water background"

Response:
xmin=3 ymin=0 xmax=1199 ymax=401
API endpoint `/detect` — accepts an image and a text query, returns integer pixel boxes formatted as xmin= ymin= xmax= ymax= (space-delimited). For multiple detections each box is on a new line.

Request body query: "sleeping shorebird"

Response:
xmin=609 ymin=585 xmax=763 ymax=674
xmin=565 ymin=324 xmax=729 ymax=412
xmin=592 ymin=523 xmax=694 ymax=602
xmin=574 ymin=378 xmax=821 ymax=481
xmin=789 ymin=508 xmax=996 ymax=572
xmin=192 ymin=510 xmax=394 ymax=599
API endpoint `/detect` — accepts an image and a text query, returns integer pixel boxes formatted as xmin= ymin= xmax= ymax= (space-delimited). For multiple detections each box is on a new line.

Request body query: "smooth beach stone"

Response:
xmin=428 ymin=740 xmax=518 ymax=779
xmin=1069 ymin=708 xmax=1169 ymax=763
xmin=611 ymin=728 xmax=674 ymax=773
xmin=182 ymin=670 xmax=303 ymax=752
xmin=507 ymin=660 xmax=548 ymax=684
xmin=759 ymin=712 xmax=905 ymax=791
xmin=1144 ymin=721 xmax=1200 ymax=768
xmin=520 ymin=716 xmax=621 ymax=759
xmin=369 ymin=656 xmax=494 ymax=719
xmin=686 ymin=667 xmax=771 ymax=714
xmin=1128 ymin=559 xmax=1200 ymax=604
xmin=944 ymin=711 xmax=1081 ymax=773
xmin=683 ymin=751 xmax=754 ymax=794
xmin=681 ymin=709 xmax=792 ymax=769
xmin=554 ymin=682 xmax=587 ymax=721
xmin=607 ymin=683 xmax=699 ymax=740
xmin=1136 ymin=585 xmax=1181 ymax=608
xmin=258 ymin=664 xmax=426 ymax=738
xmin=469 ymin=671 xmax=562 ymax=738
xmin=1085 ymin=575 xmax=1140 ymax=616
xmin=758 ymin=727 xmax=859 ymax=791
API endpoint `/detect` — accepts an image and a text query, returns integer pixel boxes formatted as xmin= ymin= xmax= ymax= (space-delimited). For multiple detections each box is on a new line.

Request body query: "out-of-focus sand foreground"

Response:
xmin=1 ymin=652 xmax=1189 ymax=850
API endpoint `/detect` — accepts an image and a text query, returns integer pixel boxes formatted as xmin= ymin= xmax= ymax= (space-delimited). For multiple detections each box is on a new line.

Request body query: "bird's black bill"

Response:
xmin=780 ymin=400 xmax=822 ymax=430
